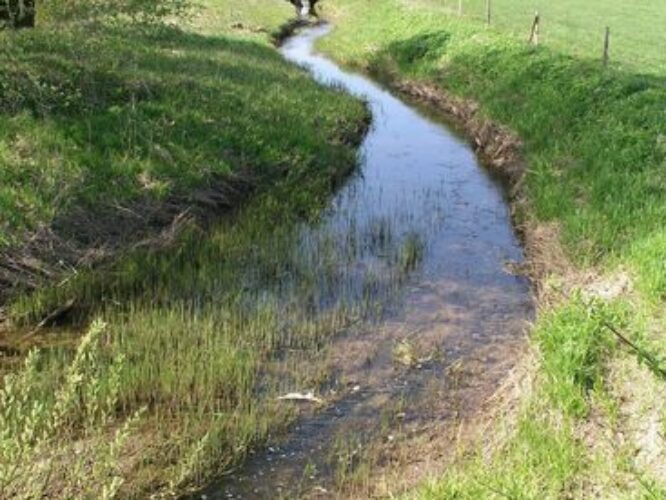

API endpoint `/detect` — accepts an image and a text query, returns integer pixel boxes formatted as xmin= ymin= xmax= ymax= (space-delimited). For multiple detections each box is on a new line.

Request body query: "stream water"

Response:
xmin=200 ymin=25 xmax=532 ymax=498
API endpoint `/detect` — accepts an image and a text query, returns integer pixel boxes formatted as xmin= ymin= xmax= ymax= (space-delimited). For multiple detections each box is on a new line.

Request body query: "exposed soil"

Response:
xmin=393 ymin=82 xmax=524 ymax=185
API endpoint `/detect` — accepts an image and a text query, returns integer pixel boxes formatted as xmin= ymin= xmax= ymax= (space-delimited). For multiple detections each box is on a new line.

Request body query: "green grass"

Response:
xmin=535 ymin=296 xmax=616 ymax=418
xmin=0 ymin=1 xmax=393 ymax=497
xmin=417 ymin=415 xmax=585 ymax=499
xmin=315 ymin=0 xmax=666 ymax=496
xmin=0 ymin=0 xmax=363 ymax=250
xmin=3 ymin=0 xmax=665 ymax=497
xmin=189 ymin=0 xmax=292 ymax=38
xmin=403 ymin=0 xmax=666 ymax=75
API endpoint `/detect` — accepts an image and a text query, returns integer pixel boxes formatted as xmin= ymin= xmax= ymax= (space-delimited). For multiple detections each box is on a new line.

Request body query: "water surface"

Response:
xmin=204 ymin=24 xmax=532 ymax=498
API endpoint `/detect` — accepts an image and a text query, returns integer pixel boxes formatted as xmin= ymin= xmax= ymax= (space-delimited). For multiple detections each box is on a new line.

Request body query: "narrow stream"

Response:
xmin=201 ymin=25 xmax=532 ymax=498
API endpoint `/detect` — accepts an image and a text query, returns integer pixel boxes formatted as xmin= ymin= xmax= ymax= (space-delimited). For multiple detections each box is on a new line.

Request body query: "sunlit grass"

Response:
xmin=0 ymin=0 xmax=364 ymax=249
xmin=417 ymin=413 xmax=585 ymax=499
xmin=403 ymin=0 xmax=666 ymax=75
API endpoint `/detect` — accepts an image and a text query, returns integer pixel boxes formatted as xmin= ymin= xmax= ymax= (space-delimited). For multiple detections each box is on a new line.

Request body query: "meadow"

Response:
xmin=406 ymin=0 xmax=666 ymax=75
xmin=319 ymin=0 xmax=666 ymax=496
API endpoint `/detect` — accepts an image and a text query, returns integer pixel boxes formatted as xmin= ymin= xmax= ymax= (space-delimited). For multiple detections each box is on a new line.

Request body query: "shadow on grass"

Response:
xmin=388 ymin=31 xmax=451 ymax=68
xmin=1 ymin=21 xmax=371 ymax=326
xmin=0 ymin=21 xmax=364 ymax=221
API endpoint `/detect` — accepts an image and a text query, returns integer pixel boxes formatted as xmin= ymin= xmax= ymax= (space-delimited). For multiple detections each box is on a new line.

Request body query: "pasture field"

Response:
xmin=406 ymin=0 xmax=666 ymax=74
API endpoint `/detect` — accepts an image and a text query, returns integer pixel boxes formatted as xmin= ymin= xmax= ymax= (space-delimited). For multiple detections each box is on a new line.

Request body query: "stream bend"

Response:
xmin=206 ymin=24 xmax=533 ymax=499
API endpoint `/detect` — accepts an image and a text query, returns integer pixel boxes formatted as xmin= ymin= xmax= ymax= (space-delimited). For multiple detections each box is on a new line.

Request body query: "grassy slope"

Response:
xmin=0 ymin=0 xmax=363 ymax=249
xmin=317 ymin=0 xmax=666 ymax=497
xmin=0 ymin=1 xmax=377 ymax=498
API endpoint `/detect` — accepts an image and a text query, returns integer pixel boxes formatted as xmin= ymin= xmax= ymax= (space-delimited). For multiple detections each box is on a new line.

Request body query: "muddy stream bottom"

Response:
xmin=192 ymin=25 xmax=533 ymax=499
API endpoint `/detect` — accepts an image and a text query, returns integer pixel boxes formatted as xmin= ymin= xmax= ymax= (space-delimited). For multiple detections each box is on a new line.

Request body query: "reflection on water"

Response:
xmin=202 ymin=25 xmax=533 ymax=499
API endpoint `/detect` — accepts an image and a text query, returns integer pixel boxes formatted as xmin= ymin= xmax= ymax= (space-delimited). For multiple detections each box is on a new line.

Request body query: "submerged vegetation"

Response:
xmin=3 ymin=204 xmax=420 ymax=495
xmin=318 ymin=0 xmax=666 ymax=496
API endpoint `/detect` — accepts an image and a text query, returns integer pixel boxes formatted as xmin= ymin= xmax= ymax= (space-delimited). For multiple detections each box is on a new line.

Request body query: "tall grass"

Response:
xmin=4 ymin=181 xmax=428 ymax=494
xmin=0 ymin=321 xmax=142 ymax=499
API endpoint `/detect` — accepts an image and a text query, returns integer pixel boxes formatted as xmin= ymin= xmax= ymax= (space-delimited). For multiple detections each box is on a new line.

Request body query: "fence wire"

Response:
xmin=408 ymin=0 xmax=666 ymax=75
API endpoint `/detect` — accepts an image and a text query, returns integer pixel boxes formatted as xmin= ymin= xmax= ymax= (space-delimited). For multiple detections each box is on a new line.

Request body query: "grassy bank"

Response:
xmin=0 ymin=0 xmax=365 ymax=298
xmin=317 ymin=0 xmax=666 ymax=496
xmin=0 ymin=1 xmax=383 ymax=497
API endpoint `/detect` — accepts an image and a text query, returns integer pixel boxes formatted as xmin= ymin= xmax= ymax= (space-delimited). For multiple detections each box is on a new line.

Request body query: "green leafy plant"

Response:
xmin=0 ymin=320 xmax=142 ymax=499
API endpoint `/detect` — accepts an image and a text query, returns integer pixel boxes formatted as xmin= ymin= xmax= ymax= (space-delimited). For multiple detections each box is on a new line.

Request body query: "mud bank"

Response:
xmin=312 ymin=2 xmax=666 ymax=496
xmin=0 ymin=118 xmax=369 ymax=333
xmin=0 ymin=174 xmax=251 ymax=305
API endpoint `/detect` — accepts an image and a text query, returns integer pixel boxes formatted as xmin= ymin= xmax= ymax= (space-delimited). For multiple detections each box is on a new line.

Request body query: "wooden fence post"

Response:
xmin=529 ymin=11 xmax=540 ymax=45
xmin=486 ymin=0 xmax=491 ymax=25
xmin=458 ymin=0 xmax=462 ymax=17
xmin=603 ymin=26 xmax=610 ymax=66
